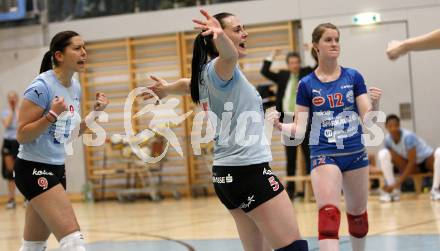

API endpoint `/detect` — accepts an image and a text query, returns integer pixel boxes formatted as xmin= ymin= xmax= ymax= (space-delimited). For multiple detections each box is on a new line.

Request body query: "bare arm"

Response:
xmin=387 ymin=29 xmax=440 ymax=60
xmin=142 ymin=76 xmax=190 ymax=100
xmin=16 ymin=100 xmax=53 ymax=144
xmin=356 ymin=87 xmax=381 ymax=122
xmin=163 ymin=78 xmax=191 ymax=95
xmin=271 ymin=105 xmax=310 ymax=139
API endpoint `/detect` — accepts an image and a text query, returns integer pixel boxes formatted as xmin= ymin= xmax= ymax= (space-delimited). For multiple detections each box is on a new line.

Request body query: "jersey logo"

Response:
xmin=312 ymin=96 xmax=325 ymax=106
xmin=312 ymin=89 xmax=322 ymax=95
xmin=34 ymin=89 xmax=43 ymax=98
xmin=37 ymin=177 xmax=49 ymax=190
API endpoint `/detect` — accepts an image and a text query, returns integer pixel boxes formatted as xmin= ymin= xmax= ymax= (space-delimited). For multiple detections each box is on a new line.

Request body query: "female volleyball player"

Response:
xmin=14 ymin=31 xmax=108 ymax=251
xmin=143 ymin=9 xmax=308 ymax=251
xmin=270 ymin=23 xmax=382 ymax=251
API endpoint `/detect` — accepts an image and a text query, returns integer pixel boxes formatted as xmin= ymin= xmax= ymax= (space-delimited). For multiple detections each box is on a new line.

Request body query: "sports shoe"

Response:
xmin=431 ymin=188 xmax=440 ymax=201
xmin=379 ymin=189 xmax=400 ymax=202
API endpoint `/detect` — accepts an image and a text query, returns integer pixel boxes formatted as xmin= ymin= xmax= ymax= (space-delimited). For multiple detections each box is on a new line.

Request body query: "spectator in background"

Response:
xmin=378 ymin=114 xmax=440 ymax=202
xmin=1 ymin=91 xmax=20 ymax=209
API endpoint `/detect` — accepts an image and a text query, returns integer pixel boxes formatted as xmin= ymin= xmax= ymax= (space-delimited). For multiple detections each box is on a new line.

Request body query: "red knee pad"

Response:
xmin=318 ymin=204 xmax=341 ymax=240
xmin=347 ymin=211 xmax=369 ymax=238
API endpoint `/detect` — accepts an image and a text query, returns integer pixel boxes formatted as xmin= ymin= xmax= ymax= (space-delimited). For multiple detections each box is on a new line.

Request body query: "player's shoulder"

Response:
xmin=300 ymin=71 xmax=315 ymax=84
xmin=341 ymin=67 xmax=361 ymax=77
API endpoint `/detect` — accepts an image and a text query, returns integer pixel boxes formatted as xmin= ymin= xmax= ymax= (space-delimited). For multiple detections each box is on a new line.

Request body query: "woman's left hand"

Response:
xmin=94 ymin=92 xmax=109 ymax=111
xmin=369 ymin=87 xmax=382 ymax=105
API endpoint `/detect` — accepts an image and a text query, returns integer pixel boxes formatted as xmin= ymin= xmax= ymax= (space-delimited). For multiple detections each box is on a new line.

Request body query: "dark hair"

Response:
xmin=40 ymin=31 xmax=80 ymax=74
xmin=311 ymin=23 xmax=339 ymax=63
xmin=190 ymin=12 xmax=234 ymax=104
xmin=386 ymin=114 xmax=400 ymax=125
xmin=285 ymin=52 xmax=300 ymax=64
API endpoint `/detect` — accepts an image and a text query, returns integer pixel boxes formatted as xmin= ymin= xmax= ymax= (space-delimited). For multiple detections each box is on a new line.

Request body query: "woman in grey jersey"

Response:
xmin=144 ymin=9 xmax=308 ymax=251
xmin=14 ymin=31 xmax=108 ymax=251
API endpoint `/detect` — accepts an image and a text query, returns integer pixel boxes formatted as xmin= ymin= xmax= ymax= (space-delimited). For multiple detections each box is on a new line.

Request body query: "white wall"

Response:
xmin=0 ymin=48 xmax=86 ymax=195
xmin=0 ymin=25 xmax=45 ymax=50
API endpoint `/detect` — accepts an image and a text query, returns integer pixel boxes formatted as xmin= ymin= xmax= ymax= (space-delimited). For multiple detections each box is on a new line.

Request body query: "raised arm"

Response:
xmin=260 ymin=49 xmax=281 ymax=83
xmin=2 ymin=109 xmax=15 ymax=129
xmin=387 ymin=29 xmax=440 ymax=60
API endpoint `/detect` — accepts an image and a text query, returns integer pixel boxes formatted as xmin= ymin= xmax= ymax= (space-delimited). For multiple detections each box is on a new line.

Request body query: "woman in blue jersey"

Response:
xmin=1 ymin=91 xmax=20 ymax=209
xmin=270 ymin=23 xmax=382 ymax=251
xmin=14 ymin=31 xmax=108 ymax=251
xmin=144 ymin=9 xmax=308 ymax=251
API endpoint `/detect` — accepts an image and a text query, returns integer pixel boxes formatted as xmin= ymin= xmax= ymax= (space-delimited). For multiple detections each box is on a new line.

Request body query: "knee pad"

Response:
xmin=435 ymin=148 xmax=440 ymax=159
xmin=347 ymin=211 xmax=369 ymax=238
xmin=318 ymin=204 xmax=341 ymax=240
xmin=19 ymin=240 xmax=47 ymax=251
xmin=59 ymin=231 xmax=86 ymax=251
xmin=378 ymin=149 xmax=391 ymax=162
xmin=275 ymin=239 xmax=308 ymax=251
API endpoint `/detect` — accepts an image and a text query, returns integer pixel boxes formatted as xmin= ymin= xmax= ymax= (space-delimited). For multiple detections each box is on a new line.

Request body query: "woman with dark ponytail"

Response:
xmin=14 ymin=31 xmax=109 ymax=251
xmin=144 ymin=9 xmax=308 ymax=251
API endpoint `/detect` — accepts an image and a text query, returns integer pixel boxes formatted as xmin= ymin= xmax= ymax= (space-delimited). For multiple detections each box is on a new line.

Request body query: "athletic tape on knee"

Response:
xmin=347 ymin=211 xmax=369 ymax=238
xmin=19 ymin=240 xmax=47 ymax=251
xmin=59 ymin=231 xmax=86 ymax=251
xmin=318 ymin=204 xmax=341 ymax=240
xmin=275 ymin=239 xmax=308 ymax=251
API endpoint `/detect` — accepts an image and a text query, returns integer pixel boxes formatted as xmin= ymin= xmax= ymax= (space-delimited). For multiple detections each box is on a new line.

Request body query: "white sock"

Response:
xmin=378 ymin=149 xmax=395 ymax=186
xmin=59 ymin=231 xmax=86 ymax=251
xmin=350 ymin=236 xmax=366 ymax=251
xmin=19 ymin=240 xmax=47 ymax=251
xmin=432 ymin=148 xmax=440 ymax=190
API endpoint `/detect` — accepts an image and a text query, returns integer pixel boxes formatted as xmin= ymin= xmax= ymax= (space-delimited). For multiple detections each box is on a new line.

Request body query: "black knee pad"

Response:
xmin=275 ymin=239 xmax=308 ymax=251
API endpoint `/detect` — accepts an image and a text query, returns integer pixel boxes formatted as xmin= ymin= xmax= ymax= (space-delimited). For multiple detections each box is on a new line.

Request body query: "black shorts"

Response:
xmin=1 ymin=139 xmax=19 ymax=180
xmin=213 ymin=162 xmax=284 ymax=213
xmin=14 ymin=158 xmax=66 ymax=201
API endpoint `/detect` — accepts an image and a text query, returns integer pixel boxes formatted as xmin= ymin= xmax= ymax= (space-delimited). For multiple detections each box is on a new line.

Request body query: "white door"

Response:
xmin=338 ymin=22 xmax=414 ymax=133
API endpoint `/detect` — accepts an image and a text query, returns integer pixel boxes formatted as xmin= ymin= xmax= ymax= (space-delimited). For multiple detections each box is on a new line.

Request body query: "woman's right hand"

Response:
xmin=50 ymin=96 xmax=67 ymax=115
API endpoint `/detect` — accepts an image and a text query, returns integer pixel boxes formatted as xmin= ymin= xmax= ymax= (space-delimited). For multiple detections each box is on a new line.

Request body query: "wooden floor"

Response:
xmin=1 ymin=193 xmax=439 ymax=250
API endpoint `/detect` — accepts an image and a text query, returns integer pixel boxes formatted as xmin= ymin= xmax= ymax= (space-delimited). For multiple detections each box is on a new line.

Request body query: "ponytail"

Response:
xmin=40 ymin=50 xmax=53 ymax=74
xmin=190 ymin=34 xmax=213 ymax=104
